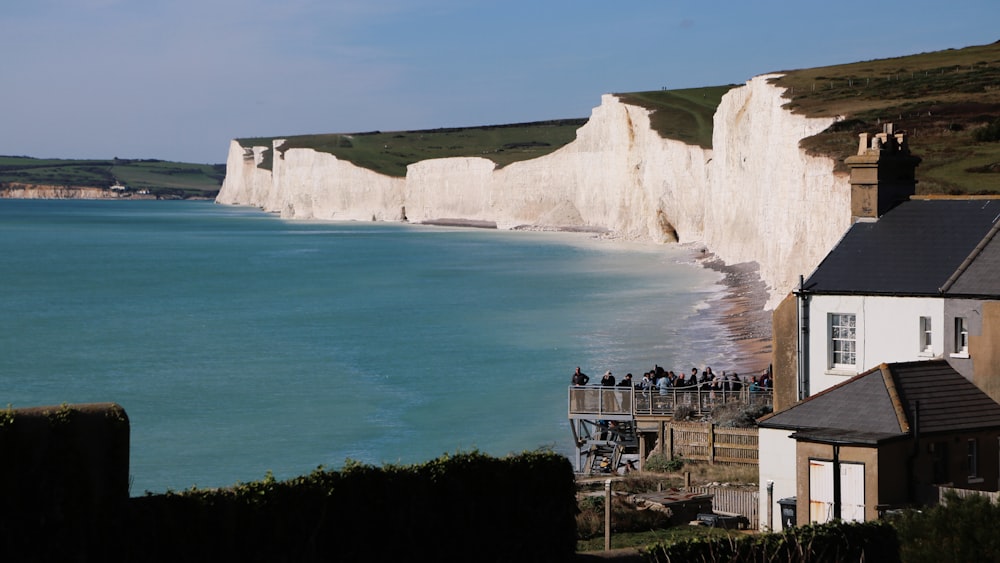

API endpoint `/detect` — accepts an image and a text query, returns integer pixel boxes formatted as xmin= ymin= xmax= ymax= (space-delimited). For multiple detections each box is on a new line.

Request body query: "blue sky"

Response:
xmin=2 ymin=0 xmax=996 ymax=164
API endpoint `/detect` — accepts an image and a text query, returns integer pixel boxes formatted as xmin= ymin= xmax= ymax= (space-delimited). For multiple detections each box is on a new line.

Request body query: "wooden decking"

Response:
xmin=568 ymin=385 xmax=773 ymax=474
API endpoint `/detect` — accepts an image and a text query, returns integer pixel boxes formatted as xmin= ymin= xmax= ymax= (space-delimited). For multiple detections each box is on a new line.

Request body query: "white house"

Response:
xmin=759 ymin=124 xmax=1000 ymax=529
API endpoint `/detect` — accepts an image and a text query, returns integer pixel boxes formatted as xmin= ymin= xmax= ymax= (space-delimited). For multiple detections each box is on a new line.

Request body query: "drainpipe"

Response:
xmin=797 ymin=275 xmax=810 ymax=400
xmin=908 ymin=400 xmax=921 ymax=504
xmin=767 ymin=480 xmax=774 ymax=531
xmin=833 ymin=444 xmax=841 ymax=521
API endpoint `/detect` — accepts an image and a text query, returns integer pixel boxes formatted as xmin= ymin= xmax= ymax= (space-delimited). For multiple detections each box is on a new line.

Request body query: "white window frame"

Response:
xmin=830 ymin=313 xmax=857 ymax=369
xmin=952 ymin=316 xmax=969 ymax=358
xmin=968 ymin=438 xmax=982 ymax=482
xmin=919 ymin=316 xmax=933 ymax=355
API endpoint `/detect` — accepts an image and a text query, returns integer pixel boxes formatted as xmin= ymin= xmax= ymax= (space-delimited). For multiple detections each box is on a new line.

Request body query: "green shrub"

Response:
xmin=972 ymin=118 xmax=1000 ymax=142
xmin=892 ymin=491 xmax=1000 ymax=562
xmin=124 ymin=450 xmax=578 ymax=563
xmin=711 ymin=403 xmax=772 ymax=428
xmin=647 ymin=519 xmax=900 ymax=562
xmin=673 ymin=405 xmax=696 ymax=421
xmin=644 ymin=454 xmax=684 ymax=473
xmin=576 ymin=493 xmax=674 ymax=539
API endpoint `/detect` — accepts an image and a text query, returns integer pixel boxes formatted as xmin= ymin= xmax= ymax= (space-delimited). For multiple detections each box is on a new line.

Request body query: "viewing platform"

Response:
xmin=568 ymin=385 xmax=773 ymax=474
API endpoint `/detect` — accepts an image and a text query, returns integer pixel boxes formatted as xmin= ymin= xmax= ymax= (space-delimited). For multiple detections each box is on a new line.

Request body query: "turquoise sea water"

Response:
xmin=0 ymin=199 xmax=734 ymax=495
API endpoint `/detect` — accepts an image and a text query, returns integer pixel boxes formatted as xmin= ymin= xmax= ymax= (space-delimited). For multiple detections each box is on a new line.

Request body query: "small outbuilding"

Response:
xmin=759 ymin=359 xmax=1000 ymax=527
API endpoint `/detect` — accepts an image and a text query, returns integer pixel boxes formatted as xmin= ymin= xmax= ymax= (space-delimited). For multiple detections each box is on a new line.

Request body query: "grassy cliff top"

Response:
xmin=613 ymin=85 xmax=738 ymax=149
xmin=0 ymin=157 xmax=225 ymax=197
xmin=771 ymin=40 xmax=1000 ymax=194
xmin=236 ymin=87 xmax=734 ymax=176
xmin=238 ymin=41 xmax=1000 ymax=192
xmin=238 ymin=119 xmax=588 ymax=178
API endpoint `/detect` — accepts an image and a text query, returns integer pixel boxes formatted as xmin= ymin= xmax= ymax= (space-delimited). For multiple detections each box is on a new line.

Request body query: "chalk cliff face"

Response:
xmin=217 ymin=75 xmax=851 ymax=308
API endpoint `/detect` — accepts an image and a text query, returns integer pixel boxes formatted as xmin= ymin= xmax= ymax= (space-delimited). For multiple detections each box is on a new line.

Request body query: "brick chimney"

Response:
xmin=845 ymin=123 xmax=921 ymax=221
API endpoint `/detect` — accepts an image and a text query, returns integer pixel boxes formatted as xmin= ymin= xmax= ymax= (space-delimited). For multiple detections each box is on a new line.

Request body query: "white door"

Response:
xmin=810 ymin=459 xmax=865 ymax=523
xmin=809 ymin=460 xmax=833 ymax=523
xmin=841 ymin=462 xmax=865 ymax=522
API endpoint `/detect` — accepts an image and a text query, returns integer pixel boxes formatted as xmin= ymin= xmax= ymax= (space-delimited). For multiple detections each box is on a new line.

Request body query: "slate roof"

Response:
xmin=759 ymin=360 xmax=1000 ymax=445
xmin=802 ymin=198 xmax=1000 ymax=297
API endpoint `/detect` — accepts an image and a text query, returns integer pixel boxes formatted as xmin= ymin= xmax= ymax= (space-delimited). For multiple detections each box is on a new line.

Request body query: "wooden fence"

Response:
xmin=656 ymin=421 xmax=759 ymax=466
xmin=688 ymin=486 xmax=759 ymax=529
xmin=938 ymin=485 xmax=1000 ymax=504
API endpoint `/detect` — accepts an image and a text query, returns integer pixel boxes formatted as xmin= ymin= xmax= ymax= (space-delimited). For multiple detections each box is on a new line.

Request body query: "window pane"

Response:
xmin=955 ymin=317 xmax=969 ymax=353
xmin=831 ymin=313 xmax=857 ymax=367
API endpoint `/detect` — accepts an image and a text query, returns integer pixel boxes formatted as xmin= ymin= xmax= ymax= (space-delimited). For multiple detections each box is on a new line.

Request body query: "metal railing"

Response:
xmin=569 ymin=385 xmax=773 ymax=418
xmin=567 ymin=386 xmax=634 ymax=419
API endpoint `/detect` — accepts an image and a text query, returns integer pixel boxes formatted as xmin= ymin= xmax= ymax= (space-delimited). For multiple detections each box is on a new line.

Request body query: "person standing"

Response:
xmin=600 ymin=371 xmax=616 ymax=412
xmin=617 ymin=372 xmax=634 ymax=412
xmin=601 ymin=370 xmax=616 ymax=386
xmin=658 ymin=370 xmax=671 ymax=395
xmin=641 ymin=372 xmax=653 ymax=390
xmin=571 ymin=366 xmax=589 ymax=411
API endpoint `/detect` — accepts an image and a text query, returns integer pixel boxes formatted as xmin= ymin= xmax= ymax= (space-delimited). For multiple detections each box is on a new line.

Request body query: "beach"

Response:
xmin=698 ymin=252 xmax=774 ymax=378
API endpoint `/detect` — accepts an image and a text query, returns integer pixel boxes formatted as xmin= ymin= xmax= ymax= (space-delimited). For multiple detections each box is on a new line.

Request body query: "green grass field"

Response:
xmin=770 ymin=41 xmax=1000 ymax=194
xmin=614 ymin=86 xmax=738 ymax=149
xmin=0 ymin=156 xmax=225 ymax=198
xmin=238 ymin=118 xmax=589 ymax=177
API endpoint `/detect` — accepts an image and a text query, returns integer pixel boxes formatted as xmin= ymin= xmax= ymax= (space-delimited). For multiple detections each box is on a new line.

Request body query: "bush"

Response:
xmin=575 ymin=493 xmax=674 ymax=539
xmin=973 ymin=118 xmax=1000 ymax=142
xmin=673 ymin=405 xmax=695 ymax=421
xmin=644 ymin=454 xmax=684 ymax=473
xmin=711 ymin=403 xmax=773 ymax=427
xmin=892 ymin=492 xmax=1000 ymax=562
xmin=618 ymin=472 xmax=678 ymax=493
xmin=648 ymin=520 xmax=900 ymax=562
xmin=121 ymin=451 xmax=578 ymax=563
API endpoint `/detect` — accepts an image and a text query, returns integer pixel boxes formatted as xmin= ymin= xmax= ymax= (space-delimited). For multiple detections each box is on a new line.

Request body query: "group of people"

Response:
xmin=571 ymin=364 xmax=773 ymax=393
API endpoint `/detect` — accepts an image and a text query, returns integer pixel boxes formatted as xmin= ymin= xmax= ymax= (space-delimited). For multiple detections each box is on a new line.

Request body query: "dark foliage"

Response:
xmin=646 ymin=520 xmax=900 ymax=563
xmin=123 ymin=451 xmax=578 ymax=563
xmin=892 ymin=492 xmax=1000 ymax=563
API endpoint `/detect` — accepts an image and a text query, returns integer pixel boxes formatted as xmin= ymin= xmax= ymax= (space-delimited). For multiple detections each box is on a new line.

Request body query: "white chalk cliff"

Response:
xmin=218 ymin=74 xmax=852 ymax=308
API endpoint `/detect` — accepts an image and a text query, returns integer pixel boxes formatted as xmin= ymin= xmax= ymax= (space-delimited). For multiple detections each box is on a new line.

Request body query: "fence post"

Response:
xmin=604 ymin=479 xmax=612 ymax=551
xmin=657 ymin=421 xmax=663 ymax=458
xmin=639 ymin=429 xmax=646 ymax=472
xmin=708 ymin=423 xmax=715 ymax=465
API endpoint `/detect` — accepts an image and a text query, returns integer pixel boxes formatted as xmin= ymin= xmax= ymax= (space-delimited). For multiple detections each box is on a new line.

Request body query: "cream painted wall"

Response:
xmin=804 ymin=294 xmax=945 ymax=396
xmin=758 ymin=427 xmax=798 ymax=531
